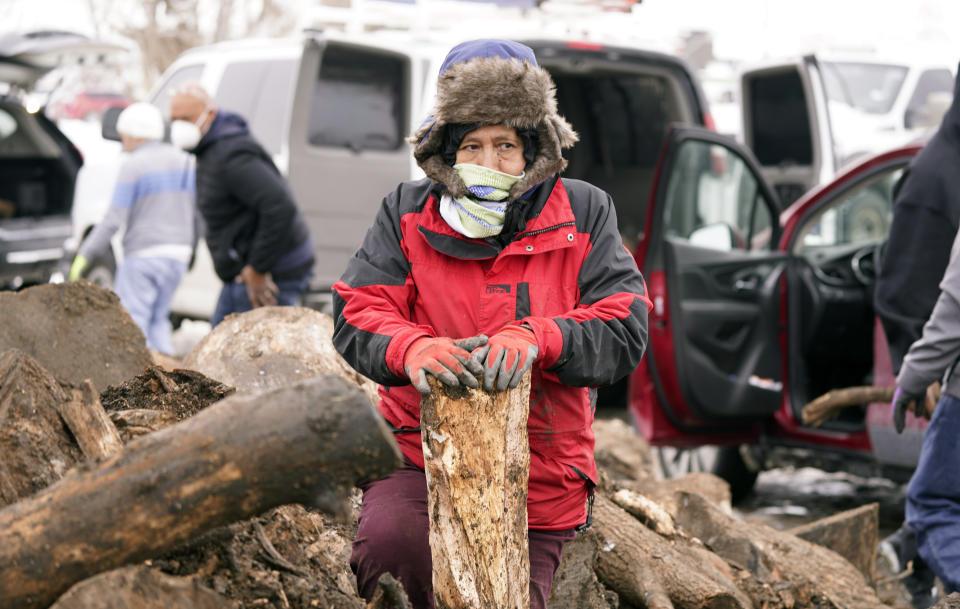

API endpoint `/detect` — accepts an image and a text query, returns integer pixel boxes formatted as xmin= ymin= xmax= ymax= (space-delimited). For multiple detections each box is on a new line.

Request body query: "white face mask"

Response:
xmin=170 ymin=108 xmax=210 ymax=151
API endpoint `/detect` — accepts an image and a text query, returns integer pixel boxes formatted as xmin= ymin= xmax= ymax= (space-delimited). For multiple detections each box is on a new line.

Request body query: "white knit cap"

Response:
xmin=116 ymin=102 xmax=164 ymax=141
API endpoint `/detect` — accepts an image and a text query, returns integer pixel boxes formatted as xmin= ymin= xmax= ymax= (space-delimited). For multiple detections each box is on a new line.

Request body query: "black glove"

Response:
xmin=892 ymin=386 xmax=925 ymax=434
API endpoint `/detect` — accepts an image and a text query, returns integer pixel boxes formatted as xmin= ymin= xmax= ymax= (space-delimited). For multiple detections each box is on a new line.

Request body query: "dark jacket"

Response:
xmin=332 ymin=176 xmax=651 ymax=530
xmin=193 ymin=111 xmax=312 ymax=282
xmin=876 ymin=64 xmax=960 ymax=372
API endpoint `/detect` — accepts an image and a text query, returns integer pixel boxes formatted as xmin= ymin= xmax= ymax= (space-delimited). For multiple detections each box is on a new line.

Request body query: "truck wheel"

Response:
xmin=653 ymin=445 xmax=759 ymax=503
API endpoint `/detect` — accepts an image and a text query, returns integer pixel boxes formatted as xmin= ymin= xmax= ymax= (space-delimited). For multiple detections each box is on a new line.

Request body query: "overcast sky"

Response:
xmin=5 ymin=0 xmax=960 ymax=67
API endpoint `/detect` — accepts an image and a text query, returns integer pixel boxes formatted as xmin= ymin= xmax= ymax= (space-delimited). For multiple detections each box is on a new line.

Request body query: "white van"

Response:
xmin=76 ymin=31 xmax=712 ymax=320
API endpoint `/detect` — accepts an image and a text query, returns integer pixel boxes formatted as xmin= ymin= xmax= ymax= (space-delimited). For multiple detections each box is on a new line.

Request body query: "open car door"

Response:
xmin=632 ymin=126 xmax=786 ymax=445
xmin=740 ymin=55 xmax=837 ymax=207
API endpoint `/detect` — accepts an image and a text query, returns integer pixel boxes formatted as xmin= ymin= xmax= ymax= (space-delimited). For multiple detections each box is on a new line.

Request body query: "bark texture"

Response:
xmin=789 ymin=503 xmax=879 ymax=582
xmin=0 ymin=375 xmax=402 ymax=609
xmin=421 ymin=374 xmax=531 ymax=609
xmin=49 ymin=566 xmax=235 ymax=609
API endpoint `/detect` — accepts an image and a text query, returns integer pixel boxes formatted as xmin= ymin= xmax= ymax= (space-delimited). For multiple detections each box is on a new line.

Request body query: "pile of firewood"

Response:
xmin=0 ymin=282 xmax=930 ymax=609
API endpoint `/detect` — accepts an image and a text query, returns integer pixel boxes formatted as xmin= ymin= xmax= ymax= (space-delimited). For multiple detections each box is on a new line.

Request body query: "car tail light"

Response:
xmin=565 ymin=41 xmax=604 ymax=51
xmin=703 ymin=112 xmax=716 ymax=131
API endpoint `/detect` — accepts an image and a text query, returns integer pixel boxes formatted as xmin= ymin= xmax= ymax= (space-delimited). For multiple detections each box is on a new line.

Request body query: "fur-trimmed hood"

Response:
xmin=410 ymin=39 xmax=578 ymax=201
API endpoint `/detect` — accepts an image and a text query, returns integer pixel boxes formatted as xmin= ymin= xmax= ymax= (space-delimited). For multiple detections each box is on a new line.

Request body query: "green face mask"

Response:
xmin=448 ymin=164 xmax=524 ymax=238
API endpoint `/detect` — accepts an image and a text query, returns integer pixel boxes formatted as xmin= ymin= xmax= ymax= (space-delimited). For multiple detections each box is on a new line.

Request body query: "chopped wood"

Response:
xmin=56 ymin=380 xmax=124 ymax=460
xmin=421 ymin=374 xmax=531 ymax=609
xmin=801 ymin=386 xmax=895 ymax=426
xmin=611 ymin=488 xmax=677 ymax=537
xmin=788 ymin=503 xmax=879 ymax=582
xmin=0 ymin=375 xmax=402 ymax=609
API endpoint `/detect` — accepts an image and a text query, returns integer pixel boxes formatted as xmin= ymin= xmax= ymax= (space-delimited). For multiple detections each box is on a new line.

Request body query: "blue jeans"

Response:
xmin=906 ymin=392 xmax=960 ymax=593
xmin=210 ymin=272 xmax=311 ymax=328
xmin=114 ymin=257 xmax=187 ymax=354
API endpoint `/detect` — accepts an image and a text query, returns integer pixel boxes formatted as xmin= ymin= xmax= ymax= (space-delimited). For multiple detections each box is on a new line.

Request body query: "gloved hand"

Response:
xmin=404 ymin=334 xmax=488 ymax=395
xmin=892 ymin=386 xmax=925 ymax=434
xmin=68 ymin=254 xmax=88 ymax=281
xmin=471 ymin=325 xmax=538 ymax=392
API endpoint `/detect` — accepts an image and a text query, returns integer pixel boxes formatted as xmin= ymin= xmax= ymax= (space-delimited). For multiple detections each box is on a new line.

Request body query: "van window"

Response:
xmin=748 ymin=71 xmax=813 ymax=167
xmin=151 ymin=64 xmax=203 ymax=116
xmin=307 ymin=46 xmax=405 ymax=151
xmin=215 ymin=59 xmax=298 ymax=155
xmin=905 ymin=69 xmax=954 ymax=129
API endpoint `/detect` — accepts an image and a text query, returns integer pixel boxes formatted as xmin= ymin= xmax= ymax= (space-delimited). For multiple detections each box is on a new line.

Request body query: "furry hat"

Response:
xmin=410 ymin=39 xmax=578 ymax=201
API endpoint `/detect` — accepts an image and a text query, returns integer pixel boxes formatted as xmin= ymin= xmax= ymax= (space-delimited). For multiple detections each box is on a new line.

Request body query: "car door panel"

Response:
xmin=631 ymin=125 xmax=785 ymax=442
xmin=666 ymin=239 xmax=787 ymax=421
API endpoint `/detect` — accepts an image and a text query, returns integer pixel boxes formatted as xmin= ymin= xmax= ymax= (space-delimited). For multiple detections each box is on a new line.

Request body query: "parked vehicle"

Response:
xmin=0 ymin=31 xmax=119 ymax=290
xmin=55 ymin=90 xmax=130 ymax=121
xmin=83 ymin=31 xmax=711 ymax=320
xmin=630 ymin=123 xmax=927 ymax=500
xmin=739 ymin=54 xmax=952 ymax=207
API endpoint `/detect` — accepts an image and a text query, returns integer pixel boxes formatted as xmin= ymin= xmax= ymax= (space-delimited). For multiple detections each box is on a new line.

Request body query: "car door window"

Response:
xmin=307 ymin=45 xmax=405 ymax=151
xmin=794 ymin=166 xmax=903 ymax=253
xmin=663 ymin=139 xmax=775 ymax=252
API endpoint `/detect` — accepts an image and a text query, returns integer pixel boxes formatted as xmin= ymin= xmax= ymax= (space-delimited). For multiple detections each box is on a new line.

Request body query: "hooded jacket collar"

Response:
xmin=195 ymin=110 xmax=249 ymax=154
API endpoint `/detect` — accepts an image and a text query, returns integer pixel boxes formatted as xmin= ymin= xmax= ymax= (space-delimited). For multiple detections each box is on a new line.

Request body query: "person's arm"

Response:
xmin=897 ymin=230 xmax=960 ymax=395
xmin=75 ymin=162 xmax=136 ymax=267
xmin=332 ymin=184 xmax=436 ymax=386
xmin=220 ymin=146 xmax=299 ymax=274
xmin=521 ymin=187 xmax=651 ymax=387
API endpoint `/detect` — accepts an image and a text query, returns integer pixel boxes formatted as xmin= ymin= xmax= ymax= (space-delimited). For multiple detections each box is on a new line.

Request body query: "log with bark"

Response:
xmin=421 ymin=373 xmax=531 ymax=609
xmin=802 ymin=382 xmax=940 ymax=427
xmin=0 ymin=375 xmax=403 ymax=609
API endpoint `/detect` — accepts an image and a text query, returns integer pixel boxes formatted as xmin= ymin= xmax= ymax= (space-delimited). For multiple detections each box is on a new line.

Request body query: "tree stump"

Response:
xmin=421 ymin=373 xmax=531 ymax=609
xmin=0 ymin=375 xmax=402 ymax=609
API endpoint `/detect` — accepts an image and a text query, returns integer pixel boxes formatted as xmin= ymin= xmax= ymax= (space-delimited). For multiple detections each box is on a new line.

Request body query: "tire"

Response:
xmin=654 ymin=445 xmax=759 ymax=503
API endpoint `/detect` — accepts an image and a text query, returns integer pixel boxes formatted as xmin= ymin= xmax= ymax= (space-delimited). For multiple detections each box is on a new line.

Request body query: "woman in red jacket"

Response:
xmin=333 ymin=38 xmax=651 ymax=609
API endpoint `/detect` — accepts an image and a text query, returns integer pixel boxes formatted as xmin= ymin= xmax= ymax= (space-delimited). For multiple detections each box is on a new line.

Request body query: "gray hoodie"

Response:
xmin=898 ymin=227 xmax=960 ymax=398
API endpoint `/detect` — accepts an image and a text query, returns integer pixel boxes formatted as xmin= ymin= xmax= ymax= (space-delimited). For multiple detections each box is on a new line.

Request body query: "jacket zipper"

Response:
xmin=518 ymin=221 xmax=576 ymax=239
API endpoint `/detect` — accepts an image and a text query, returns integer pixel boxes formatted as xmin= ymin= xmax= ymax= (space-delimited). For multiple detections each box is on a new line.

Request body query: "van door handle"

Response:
xmin=734 ymin=277 xmax=760 ymax=292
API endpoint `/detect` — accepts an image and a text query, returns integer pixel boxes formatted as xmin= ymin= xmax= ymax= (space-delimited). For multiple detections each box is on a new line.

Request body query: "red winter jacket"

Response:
xmin=332 ymin=176 xmax=650 ymax=530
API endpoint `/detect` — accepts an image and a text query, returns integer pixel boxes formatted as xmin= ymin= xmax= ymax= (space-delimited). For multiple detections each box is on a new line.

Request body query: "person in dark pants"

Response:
xmin=332 ymin=40 xmax=650 ymax=608
xmin=876 ymin=63 xmax=960 ymax=608
xmin=891 ymin=226 xmax=960 ymax=594
xmin=168 ymin=82 xmax=314 ymax=327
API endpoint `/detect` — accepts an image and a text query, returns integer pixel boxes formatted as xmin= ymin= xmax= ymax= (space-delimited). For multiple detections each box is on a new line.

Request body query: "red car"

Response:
xmin=628 ymin=124 xmax=924 ymax=500
xmin=59 ymin=91 xmax=130 ymax=121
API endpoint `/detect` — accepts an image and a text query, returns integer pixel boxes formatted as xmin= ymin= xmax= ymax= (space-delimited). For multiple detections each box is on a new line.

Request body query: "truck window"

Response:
xmin=748 ymin=70 xmax=813 ymax=167
xmin=307 ymin=46 xmax=405 ymax=151
xmin=151 ymin=64 xmax=203 ymax=117
xmin=215 ymin=59 xmax=297 ymax=155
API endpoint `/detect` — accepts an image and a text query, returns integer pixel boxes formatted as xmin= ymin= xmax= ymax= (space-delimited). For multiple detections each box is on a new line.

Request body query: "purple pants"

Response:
xmin=351 ymin=461 xmax=575 ymax=609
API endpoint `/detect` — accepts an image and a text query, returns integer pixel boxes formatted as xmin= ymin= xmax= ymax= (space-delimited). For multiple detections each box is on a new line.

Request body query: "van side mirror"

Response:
xmin=101 ymin=106 xmax=122 ymax=141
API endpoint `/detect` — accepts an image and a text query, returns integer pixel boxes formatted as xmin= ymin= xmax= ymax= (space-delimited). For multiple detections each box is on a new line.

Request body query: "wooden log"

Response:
xmin=420 ymin=373 xmax=531 ymax=609
xmin=49 ymin=566 xmax=234 ymax=609
xmin=57 ymin=380 xmax=124 ymax=460
xmin=0 ymin=349 xmax=84 ymax=508
xmin=672 ymin=491 xmax=886 ymax=609
xmin=788 ymin=503 xmax=879 ymax=582
xmin=591 ymin=494 xmax=750 ymax=609
xmin=802 ymin=383 xmax=941 ymax=426
xmin=802 ymin=386 xmax=894 ymax=426
xmin=0 ymin=375 xmax=403 ymax=609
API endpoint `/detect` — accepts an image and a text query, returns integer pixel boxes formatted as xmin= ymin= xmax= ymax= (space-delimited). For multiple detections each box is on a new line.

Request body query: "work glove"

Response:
xmin=404 ymin=335 xmax=488 ymax=395
xmin=68 ymin=254 xmax=88 ymax=281
xmin=892 ymin=386 xmax=925 ymax=434
xmin=471 ymin=325 xmax=538 ymax=392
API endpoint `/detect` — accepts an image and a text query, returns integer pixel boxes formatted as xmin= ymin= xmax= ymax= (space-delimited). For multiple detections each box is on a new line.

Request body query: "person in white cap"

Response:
xmin=70 ymin=101 xmax=197 ymax=354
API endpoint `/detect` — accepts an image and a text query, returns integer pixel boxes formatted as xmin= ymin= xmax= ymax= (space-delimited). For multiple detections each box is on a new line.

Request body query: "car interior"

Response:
xmin=548 ymin=59 xmax=697 ymax=254
xmin=788 ymin=165 xmax=905 ymax=428
xmin=0 ymin=100 xmax=77 ymax=223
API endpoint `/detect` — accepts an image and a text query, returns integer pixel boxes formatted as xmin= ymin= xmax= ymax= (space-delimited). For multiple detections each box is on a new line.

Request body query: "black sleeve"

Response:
xmin=876 ymin=200 xmax=958 ymax=372
xmin=221 ymin=146 xmax=300 ymax=273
